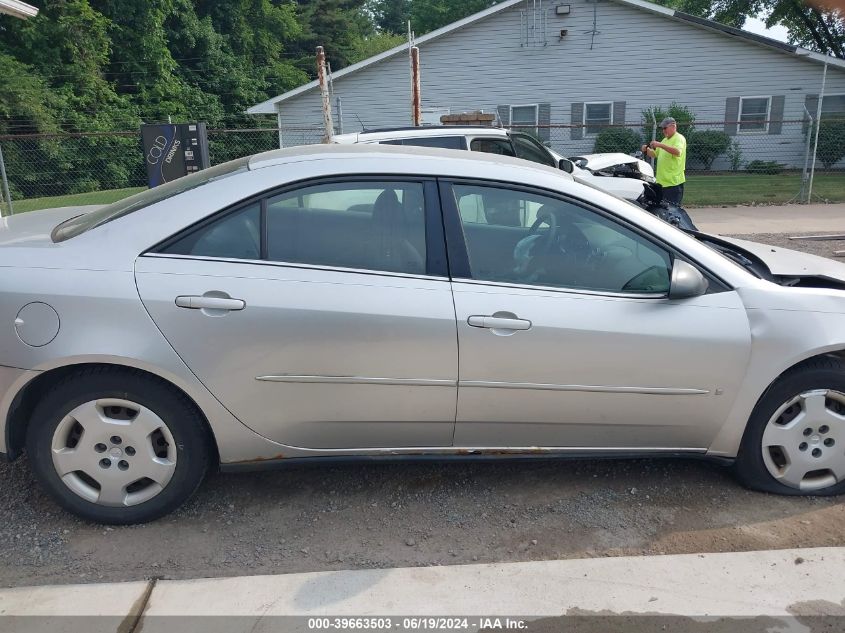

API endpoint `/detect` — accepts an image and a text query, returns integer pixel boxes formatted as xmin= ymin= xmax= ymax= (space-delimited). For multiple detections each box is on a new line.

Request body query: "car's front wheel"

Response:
xmin=26 ymin=368 xmax=211 ymax=524
xmin=736 ymin=357 xmax=845 ymax=495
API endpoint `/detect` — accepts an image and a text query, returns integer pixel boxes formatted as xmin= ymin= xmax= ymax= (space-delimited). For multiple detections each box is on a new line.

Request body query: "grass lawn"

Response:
xmin=684 ymin=172 xmax=845 ymax=207
xmin=6 ymin=187 xmax=145 ymax=214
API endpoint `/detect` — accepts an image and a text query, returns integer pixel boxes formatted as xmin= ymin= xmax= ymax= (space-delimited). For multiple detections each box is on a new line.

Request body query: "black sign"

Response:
xmin=141 ymin=122 xmax=211 ymax=188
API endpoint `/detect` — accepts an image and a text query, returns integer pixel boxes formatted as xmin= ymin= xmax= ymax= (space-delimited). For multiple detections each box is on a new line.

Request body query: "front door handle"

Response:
xmin=467 ymin=315 xmax=532 ymax=331
xmin=175 ymin=295 xmax=246 ymax=311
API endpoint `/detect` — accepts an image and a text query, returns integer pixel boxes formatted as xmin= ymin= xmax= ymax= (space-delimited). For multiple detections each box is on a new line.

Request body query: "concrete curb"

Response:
xmin=1 ymin=548 xmax=844 ymax=619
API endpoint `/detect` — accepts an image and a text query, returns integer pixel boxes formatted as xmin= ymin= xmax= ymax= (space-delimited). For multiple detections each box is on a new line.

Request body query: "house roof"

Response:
xmin=247 ymin=0 xmax=845 ymax=115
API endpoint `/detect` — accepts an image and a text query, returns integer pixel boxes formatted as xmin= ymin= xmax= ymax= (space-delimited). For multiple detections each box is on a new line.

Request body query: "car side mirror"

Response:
xmin=559 ymin=159 xmax=574 ymax=174
xmin=669 ymin=260 xmax=709 ymax=299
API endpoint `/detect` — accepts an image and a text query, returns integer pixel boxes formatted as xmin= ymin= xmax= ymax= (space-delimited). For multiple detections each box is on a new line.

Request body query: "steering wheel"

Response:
xmin=527 ymin=207 xmax=559 ymax=255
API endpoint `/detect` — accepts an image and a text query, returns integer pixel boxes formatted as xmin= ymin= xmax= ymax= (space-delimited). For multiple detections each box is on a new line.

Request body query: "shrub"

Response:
xmin=745 ymin=160 xmax=784 ymax=174
xmin=593 ymin=127 xmax=643 ymax=154
xmin=815 ymin=120 xmax=845 ymax=169
xmin=641 ymin=102 xmax=695 ymax=141
xmin=688 ymin=130 xmax=731 ymax=170
xmin=727 ymin=141 xmax=744 ymax=172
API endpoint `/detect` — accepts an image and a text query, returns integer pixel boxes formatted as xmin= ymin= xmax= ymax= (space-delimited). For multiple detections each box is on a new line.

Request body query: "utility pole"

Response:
xmin=411 ymin=47 xmax=421 ymax=126
xmin=317 ymin=46 xmax=334 ymax=143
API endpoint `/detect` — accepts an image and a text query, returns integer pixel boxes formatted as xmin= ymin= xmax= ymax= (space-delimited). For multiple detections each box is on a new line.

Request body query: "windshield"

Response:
xmin=51 ymin=157 xmax=251 ymax=242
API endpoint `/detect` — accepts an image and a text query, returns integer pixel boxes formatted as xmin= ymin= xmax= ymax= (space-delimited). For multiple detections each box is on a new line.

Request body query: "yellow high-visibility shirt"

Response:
xmin=654 ymin=132 xmax=686 ymax=187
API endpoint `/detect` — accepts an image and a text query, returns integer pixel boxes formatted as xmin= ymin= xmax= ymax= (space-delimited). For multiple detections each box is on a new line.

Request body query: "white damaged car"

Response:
xmin=333 ymin=126 xmax=653 ymax=201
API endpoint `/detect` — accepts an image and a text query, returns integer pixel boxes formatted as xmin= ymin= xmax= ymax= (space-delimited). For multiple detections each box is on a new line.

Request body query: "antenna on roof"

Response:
xmin=354 ymin=113 xmax=367 ymax=132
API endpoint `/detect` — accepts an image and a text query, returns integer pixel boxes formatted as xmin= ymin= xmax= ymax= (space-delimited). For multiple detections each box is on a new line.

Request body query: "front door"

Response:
xmin=442 ymin=181 xmax=751 ymax=450
xmin=136 ymin=178 xmax=458 ymax=450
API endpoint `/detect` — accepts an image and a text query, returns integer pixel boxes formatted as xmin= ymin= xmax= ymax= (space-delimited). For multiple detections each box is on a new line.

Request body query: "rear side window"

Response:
xmin=162 ymin=181 xmax=428 ymax=276
xmin=380 ymin=137 xmax=467 ymax=150
xmin=161 ymin=204 xmax=260 ymax=260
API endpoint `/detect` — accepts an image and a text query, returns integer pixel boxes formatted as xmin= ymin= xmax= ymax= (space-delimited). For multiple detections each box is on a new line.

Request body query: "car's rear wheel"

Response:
xmin=736 ymin=357 xmax=845 ymax=495
xmin=26 ymin=368 xmax=211 ymax=524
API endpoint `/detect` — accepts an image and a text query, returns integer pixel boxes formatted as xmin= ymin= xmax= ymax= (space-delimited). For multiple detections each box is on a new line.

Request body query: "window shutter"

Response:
xmin=613 ymin=101 xmax=626 ymax=125
xmin=538 ymin=103 xmax=551 ymax=142
xmin=769 ymin=96 xmax=785 ymax=135
xmin=724 ymin=97 xmax=740 ymax=136
xmin=497 ymin=105 xmax=510 ymax=126
xmin=571 ymin=102 xmax=584 ymax=140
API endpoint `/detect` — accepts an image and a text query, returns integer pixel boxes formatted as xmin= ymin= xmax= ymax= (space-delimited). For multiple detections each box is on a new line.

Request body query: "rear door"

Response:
xmin=135 ymin=178 xmax=458 ymax=450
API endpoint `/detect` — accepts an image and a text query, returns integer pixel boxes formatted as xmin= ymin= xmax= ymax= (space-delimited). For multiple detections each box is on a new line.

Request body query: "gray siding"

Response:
xmin=274 ymin=0 xmax=845 ymax=166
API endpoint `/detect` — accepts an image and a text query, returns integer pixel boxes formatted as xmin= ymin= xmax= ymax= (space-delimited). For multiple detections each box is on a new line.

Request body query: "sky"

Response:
xmin=742 ymin=15 xmax=791 ymax=43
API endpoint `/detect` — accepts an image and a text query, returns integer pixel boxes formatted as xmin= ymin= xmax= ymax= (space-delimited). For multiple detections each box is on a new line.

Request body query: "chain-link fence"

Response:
xmin=1 ymin=119 xmax=843 ymax=215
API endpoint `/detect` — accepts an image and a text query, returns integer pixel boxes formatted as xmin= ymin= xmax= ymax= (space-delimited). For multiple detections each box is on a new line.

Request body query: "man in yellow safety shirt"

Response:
xmin=642 ymin=117 xmax=686 ymax=206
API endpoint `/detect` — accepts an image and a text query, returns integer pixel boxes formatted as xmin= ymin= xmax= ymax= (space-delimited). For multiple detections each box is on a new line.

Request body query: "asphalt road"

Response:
xmin=1 ymin=231 xmax=844 ymax=588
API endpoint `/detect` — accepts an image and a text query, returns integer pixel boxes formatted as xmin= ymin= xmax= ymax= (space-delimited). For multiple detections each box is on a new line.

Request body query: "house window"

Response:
xmin=510 ymin=104 xmax=539 ymax=135
xmin=821 ymin=94 xmax=845 ymax=121
xmin=584 ymin=102 xmax=612 ymax=135
xmin=739 ymin=96 xmax=771 ymax=133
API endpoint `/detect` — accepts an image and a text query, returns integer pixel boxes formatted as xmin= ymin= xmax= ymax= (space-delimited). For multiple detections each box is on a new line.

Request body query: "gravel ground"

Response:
xmin=1 ymin=231 xmax=844 ymax=588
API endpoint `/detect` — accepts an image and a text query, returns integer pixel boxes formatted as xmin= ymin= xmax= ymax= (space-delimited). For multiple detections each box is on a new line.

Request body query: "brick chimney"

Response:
xmin=440 ymin=111 xmax=496 ymax=126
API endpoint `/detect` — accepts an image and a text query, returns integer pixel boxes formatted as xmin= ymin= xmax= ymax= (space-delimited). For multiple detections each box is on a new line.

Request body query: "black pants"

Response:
xmin=662 ymin=184 xmax=684 ymax=206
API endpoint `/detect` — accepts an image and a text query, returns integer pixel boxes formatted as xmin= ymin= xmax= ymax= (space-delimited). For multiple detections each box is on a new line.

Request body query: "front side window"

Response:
xmin=162 ymin=181 xmax=428 ymax=276
xmin=450 ymin=183 xmax=671 ymax=294
xmin=470 ymin=137 xmax=516 ymax=157
xmin=739 ymin=96 xmax=771 ymax=133
xmin=584 ymin=102 xmax=612 ymax=135
xmin=510 ymin=133 xmax=557 ymax=167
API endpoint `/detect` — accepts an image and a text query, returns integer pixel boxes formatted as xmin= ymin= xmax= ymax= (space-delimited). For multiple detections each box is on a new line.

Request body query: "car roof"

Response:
xmin=332 ymin=126 xmax=510 ymax=144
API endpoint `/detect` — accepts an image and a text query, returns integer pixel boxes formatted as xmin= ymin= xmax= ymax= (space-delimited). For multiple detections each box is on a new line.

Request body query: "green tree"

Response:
xmin=288 ymin=0 xmax=373 ymax=73
xmin=409 ymin=0 xmax=500 ymax=33
xmin=368 ymin=0 xmax=411 ymax=34
xmin=350 ymin=31 xmax=406 ymax=63
xmin=815 ymin=120 xmax=845 ymax=168
xmin=688 ymin=130 xmax=732 ymax=170
xmin=653 ymin=0 xmax=844 ymax=59
xmin=641 ymin=103 xmax=696 ymax=140
xmin=593 ymin=128 xmax=643 ymax=154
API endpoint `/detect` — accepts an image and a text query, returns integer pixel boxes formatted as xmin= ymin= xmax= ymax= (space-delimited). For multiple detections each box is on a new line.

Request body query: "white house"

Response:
xmin=248 ymin=0 xmax=845 ymax=169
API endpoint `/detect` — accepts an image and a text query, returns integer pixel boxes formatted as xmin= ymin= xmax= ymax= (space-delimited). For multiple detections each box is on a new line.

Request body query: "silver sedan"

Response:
xmin=2 ymin=145 xmax=845 ymax=524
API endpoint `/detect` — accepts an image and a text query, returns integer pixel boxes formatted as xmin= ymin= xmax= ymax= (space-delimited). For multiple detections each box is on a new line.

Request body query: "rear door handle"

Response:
xmin=175 ymin=296 xmax=246 ymax=311
xmin=467 ymin=315 xmax=532 ymax=330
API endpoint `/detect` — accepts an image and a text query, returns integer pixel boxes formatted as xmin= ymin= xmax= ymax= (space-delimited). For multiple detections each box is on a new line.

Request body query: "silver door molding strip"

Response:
xmin=459 ymin=381 xmax=710 ymax=395
xmin=256 ymin=375 xmax=708 ymax=395
xmin=256 ymin=375 xmax=457 ymax=387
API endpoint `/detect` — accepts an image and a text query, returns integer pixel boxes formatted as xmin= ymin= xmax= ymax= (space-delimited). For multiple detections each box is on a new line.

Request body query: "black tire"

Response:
xmin=735 ymin=356 xmax=845 ymax=496
xmin=26 ymin=367 xmax=212 ymax=524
